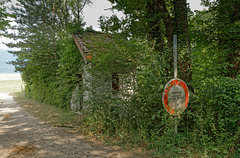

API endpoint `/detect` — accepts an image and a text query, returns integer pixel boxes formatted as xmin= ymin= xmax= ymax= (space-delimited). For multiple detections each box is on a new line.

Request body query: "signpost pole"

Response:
xmin=162 ymin=35 xmax=189 ymax=135
xmin=173 ymin=35 xmax=178 ymax=134
xmin=173 ymin=35 xmax=177 ymax=79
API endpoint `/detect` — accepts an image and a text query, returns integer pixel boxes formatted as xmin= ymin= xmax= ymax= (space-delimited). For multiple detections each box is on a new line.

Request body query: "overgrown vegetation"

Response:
xmin=4 ymin=0 xmax=240 ymax=157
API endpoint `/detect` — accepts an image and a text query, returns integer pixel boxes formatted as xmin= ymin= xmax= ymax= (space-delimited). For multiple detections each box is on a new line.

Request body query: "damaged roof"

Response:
xmin=72 ymin=32 xmax=114 ymax=64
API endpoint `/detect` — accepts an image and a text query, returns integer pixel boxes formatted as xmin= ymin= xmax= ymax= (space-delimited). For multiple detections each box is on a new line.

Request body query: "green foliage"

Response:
xmin=190 ymin=77 xmax=240 ymax=157
xmin=190 ymin=0 xmax=240 ymax=78
xmin=0 ymin=0 xmax=12 ymax=31
xmin=82 ymin=9 xmax=239 ymax=155
xmin=6 ymin=0 xmax=88 ymax=109
xmin=81 ymin=37 xmax=178 ymax=148
xmin=24 ymin=32 xmax=84 ymax=109
xmin=5 ymin=0 xmax=239 ymax=157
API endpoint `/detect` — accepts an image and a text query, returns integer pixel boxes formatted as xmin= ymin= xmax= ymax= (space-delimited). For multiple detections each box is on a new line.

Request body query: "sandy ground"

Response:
xmin=0 ymin=74 xmax=145 ymax=158
xmin=0 ymin=93 xmax=136 ymax=158
xmin=0 ymin=73 xmax=24 ymax=94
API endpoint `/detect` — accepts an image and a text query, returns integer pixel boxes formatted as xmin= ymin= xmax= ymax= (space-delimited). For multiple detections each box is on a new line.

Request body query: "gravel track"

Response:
xmin=0 ymin=94 xmax=133 ymax=158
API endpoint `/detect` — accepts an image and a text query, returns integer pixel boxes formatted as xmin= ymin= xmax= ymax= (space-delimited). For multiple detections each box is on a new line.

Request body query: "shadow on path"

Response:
xmin=0 ymin=93 xmax=134 ymax=158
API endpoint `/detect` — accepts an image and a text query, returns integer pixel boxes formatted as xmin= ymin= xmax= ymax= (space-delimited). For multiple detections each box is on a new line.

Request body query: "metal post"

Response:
xmin=173 ymin=35 xmax=178 ymax=134
xmin=174 ymin=119 xmax=178 ymax=134
xmin=173 ymin=35 xmax=177 ymax=79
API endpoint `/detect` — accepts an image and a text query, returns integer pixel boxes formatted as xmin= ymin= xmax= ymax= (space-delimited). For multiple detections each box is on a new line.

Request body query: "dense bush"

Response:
xmin=25 ymin=34 xmax=84 ymax=110
xmin=7 ymin=0 xmax=239 ymax=157
xmin=23 ymin=34 xmax=239 ymax=157
xmin=190 ymin=77 xmax=240 ymax=157
xmin=80 ymin=37 xmax=239 ymax=157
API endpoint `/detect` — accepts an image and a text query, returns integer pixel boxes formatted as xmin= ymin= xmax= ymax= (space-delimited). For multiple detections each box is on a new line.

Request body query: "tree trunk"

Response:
xmin=174 ymin=0 xmax=193 ymax=91
xmin=154 ymin=0 xmax=174 ymax=47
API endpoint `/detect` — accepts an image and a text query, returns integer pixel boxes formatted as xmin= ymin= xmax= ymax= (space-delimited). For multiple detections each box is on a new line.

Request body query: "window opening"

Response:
xmin=112 ymin=74 xmax=119 ymax=92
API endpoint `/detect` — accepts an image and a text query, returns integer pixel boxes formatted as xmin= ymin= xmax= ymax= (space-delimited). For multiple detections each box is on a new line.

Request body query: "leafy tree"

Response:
xmin=5 ymin=0 xmax=90 ymax=106
xmin=0 ymin=0 xmax=12 ymax=31
xmin=99 ymin=0 xmax=193 ymax=88
xmin=100 ymin=0 xmax=191 ymax=47
xmin=215 ymin=0 xmax=240 ymax=78
xmin=192 ymin=0 xmax=240 ymax=78
xmin=3 ymin=0 xmax=239 ymax=156
xmin=6 ymin=0 xmax=59 ymax=81
xmin=6 ymin=0 xmax=89 ymax=77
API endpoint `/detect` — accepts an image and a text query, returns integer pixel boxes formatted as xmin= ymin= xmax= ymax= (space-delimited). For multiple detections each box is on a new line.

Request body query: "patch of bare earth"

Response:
xmin=2 ymin=114 xmax=12 ymax=121
xmin=0 ymin=93 xmax=149 ymax=158
xmin=8 ymin=143 xmax=37 ymax=158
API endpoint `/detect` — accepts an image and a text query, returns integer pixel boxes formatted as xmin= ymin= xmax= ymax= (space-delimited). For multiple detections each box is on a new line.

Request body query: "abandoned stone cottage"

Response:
xmin=70 ymin=32 xmax=136 ymax=111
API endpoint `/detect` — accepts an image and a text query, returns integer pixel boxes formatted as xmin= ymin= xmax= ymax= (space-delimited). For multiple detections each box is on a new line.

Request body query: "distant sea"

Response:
xmin=0 ymin=49 xmax=19 ymax=74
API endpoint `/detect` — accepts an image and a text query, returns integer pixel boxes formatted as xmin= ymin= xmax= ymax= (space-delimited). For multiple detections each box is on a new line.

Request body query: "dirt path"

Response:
xmin=0 ymin=94 xmax=133 ymax=158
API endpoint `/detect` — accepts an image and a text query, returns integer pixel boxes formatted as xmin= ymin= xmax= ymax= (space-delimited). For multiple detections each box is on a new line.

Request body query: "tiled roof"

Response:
xmin=72 ymin=32 xmax=114 ymax=64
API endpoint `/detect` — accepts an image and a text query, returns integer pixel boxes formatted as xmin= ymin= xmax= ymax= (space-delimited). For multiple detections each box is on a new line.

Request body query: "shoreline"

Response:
xmin=0 ymin=73 xmax=22 ymax=81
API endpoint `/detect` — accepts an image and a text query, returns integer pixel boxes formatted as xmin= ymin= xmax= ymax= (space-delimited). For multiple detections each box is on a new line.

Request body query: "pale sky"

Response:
xmin=0 ymin=0 xmax=205 ymax=50
xmin=83 ymin=0 xmax=206 ymax=30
